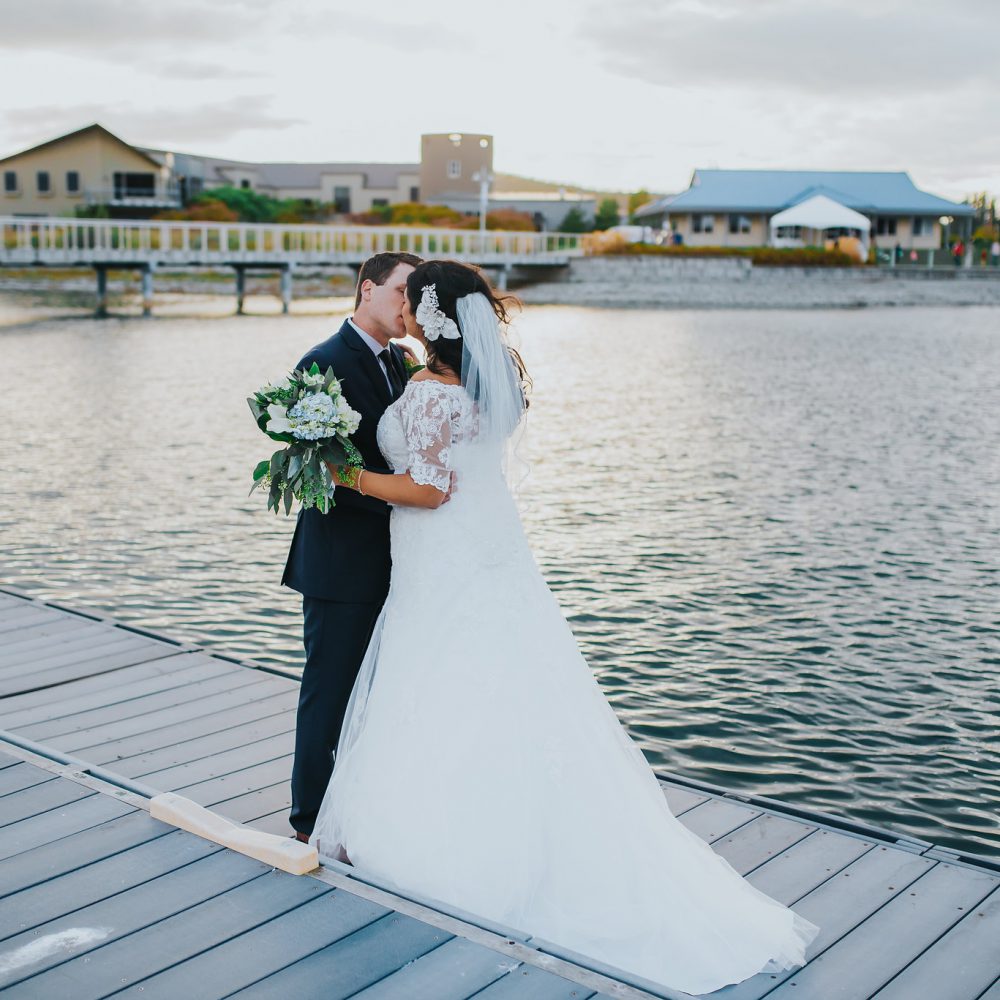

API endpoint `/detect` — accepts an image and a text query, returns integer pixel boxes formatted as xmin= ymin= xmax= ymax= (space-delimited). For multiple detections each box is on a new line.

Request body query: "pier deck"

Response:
xmin=1 ymin=585 xmax=998 ymax=999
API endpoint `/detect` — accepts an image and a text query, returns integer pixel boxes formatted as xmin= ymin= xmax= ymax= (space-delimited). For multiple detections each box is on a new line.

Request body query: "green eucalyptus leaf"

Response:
xmin=253 ymin=460 xmax=271 ymax=482
xmin=283 ymin=488 xmax=294 ymax=515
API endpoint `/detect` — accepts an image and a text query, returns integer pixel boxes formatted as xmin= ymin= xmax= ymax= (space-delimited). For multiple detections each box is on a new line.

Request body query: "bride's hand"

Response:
xmin=398 ymin=344 xmax=420 ymax=366
xmin=440 ymin=471 xmax=457 ymax=505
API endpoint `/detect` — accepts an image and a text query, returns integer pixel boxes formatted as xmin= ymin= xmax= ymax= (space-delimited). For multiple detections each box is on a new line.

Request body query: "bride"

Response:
xmin=312 ymin=259 xmax=819 ymax=995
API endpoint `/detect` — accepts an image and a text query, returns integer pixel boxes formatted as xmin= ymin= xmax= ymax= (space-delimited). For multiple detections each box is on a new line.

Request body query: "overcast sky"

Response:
xmin=0 ymin=0 xmax=996 ymax=200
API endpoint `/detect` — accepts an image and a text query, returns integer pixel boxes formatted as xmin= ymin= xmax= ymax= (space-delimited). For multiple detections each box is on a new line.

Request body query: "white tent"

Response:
xmin=769 ymin=194 xmax=870 ymax=255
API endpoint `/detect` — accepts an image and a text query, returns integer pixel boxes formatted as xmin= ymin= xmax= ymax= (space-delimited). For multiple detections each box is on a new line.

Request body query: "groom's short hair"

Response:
xmin=355 ymin=251 xmax=424 ymax=307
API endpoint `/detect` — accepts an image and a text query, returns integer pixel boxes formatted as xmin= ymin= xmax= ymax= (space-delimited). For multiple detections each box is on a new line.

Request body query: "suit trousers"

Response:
xmin=289 ymin=595 xmax=384 ymax=836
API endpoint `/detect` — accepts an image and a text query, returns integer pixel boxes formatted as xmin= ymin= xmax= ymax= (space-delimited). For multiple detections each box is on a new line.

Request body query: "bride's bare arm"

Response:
xmin=327 ymin=464 xmax=447 ymax=510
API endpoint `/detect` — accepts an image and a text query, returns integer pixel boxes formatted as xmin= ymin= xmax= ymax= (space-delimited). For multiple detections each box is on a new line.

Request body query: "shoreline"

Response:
xmin=2 ymin=258 xmax=1000 ymax=320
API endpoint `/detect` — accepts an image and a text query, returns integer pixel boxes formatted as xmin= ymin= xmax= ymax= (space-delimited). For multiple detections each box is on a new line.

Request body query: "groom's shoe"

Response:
xmin=292 ymin=831 xmax=310 ymax=844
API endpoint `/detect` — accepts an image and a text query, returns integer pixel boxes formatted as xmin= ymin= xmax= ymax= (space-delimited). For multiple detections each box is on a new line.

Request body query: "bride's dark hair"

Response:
xmin=406 ymin=260 xmax=530 ymax=401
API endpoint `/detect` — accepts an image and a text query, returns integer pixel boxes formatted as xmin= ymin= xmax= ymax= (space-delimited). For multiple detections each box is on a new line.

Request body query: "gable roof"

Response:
xmin=769 ymin=194 xmax=872 ymax=231
xmin=138 ymin=148 xmax=418 ymax=192
xmin=667 ymin=170 xmax=973 ymax=216
xmin=0 ymin=123 xmax=162 ymax=168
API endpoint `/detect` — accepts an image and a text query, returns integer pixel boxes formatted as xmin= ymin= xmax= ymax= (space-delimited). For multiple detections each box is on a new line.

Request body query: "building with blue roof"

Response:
xmin=635 ymin=170 xmax=973 ymax=250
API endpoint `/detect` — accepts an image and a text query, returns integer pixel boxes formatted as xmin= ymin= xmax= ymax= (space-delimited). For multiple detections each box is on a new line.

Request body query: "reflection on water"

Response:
xmin=2 ymin=298 xmax=998 ymax=858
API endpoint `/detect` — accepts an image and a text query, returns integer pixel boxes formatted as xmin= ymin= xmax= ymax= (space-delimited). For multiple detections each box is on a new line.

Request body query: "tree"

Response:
xmin=559 ymin=206 xmax=591 ymax=233
xmin=594 ymin=198 xmax=620 ymax=231
xmin=199 ymin=185 xmax=280 ymax=223
xmin=628 ymin=189 xmax=651 ymax=221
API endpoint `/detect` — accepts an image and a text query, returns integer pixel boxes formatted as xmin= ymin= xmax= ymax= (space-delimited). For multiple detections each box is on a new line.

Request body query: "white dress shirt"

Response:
xmin=348 ymin=317 xmax=394 ymax=393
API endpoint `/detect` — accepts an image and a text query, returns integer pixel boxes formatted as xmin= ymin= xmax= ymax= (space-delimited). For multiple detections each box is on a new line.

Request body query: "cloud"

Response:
xmin=286 ymin=8 xmax=467 ymax=49
xmin=151 ymin=60 xmax=262 ymax=81
xmin=0 ymin=0 xmax=259 ymax=53
xmin=581 ymin=0 xmax=999 ymax=97
xmin=2 ymin=97 xmax=305 ymax=151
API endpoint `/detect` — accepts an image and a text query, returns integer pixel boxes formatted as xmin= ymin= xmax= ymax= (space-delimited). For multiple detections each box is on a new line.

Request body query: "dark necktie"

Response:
xmin=379 ymin=349 xmax=403 ymax=398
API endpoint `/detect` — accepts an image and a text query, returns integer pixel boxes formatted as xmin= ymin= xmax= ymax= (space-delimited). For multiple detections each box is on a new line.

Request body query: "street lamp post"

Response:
xmin=472 ymin=137 xmax=492 ymax=243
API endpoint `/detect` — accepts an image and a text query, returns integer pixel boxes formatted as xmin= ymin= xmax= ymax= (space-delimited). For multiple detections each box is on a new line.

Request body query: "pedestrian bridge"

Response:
xmin=0 ymin=216 xmax=582 ymax=315
xmin=0 ymin=216 xmax=582 ymax=268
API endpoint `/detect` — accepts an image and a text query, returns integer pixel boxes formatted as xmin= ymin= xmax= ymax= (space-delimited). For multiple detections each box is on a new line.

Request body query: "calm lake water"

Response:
xmin=2 ymin=295 xmax=998 ymax=858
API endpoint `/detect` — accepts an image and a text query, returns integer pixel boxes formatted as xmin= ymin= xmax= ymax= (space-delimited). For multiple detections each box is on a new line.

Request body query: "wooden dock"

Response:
xmin=1 ymin=585 xmax=998 ymax=999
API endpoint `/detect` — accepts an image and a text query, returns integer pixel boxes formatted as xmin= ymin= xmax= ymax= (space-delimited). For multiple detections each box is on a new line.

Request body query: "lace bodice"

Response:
xmin=377 ymin=379 xmax=477 ymax=492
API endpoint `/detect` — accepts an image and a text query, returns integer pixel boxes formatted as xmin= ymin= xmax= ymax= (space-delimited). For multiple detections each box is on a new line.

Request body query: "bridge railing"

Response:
xmin=0 ymin=217 xmax=584 ymax=265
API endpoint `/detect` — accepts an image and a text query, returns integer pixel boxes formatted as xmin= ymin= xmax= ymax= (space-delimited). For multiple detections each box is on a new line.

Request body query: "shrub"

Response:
xmin=457 ymin=208 xmax=537 ymax=232
xmin=155 ymin=199 xmax=239 ymax=222
xmin=583 ymin=230 xmax=629 ymax=254
xmin=597 ymin=243 xmax=860 ymax=267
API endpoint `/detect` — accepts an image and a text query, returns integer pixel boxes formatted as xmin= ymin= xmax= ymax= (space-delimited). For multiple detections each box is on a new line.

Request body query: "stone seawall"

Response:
xmin=516 ymin=256 xmax=1000 ymax=309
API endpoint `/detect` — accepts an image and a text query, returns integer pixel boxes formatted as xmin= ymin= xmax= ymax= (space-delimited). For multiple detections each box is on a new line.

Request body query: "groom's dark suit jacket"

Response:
xmin=281 ymin=319 xmax=407 ymax=604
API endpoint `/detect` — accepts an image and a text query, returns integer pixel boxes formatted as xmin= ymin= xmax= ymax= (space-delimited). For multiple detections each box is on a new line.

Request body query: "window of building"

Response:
xmin=912 ymin=217 xmax=933 ymax=236
xmin=410 ymin=186 xmax=419 ymax=202
xmin=776 ymin=225 xmax=803 ymax=238
xmin=240 ymin=179 xmax=251 ymax=189
xmin=333 ymin=186 xmax=351 ymax=213
xmin=691 ymin=213 xmax=714 ymax=233
xmin=875 ymin=217 xmax=897 ymax=236
xmin=372 ymin=198 xmax=389 ymax=208
xmin=728 ymin=214 xmax=751 ymax=234
xmin=447 ymin=160 xmax=461 ymax=179
xmin=66 ymin=171 xmax=80 ymax=193
xmin=3 ymin=171 xmax=16 ymax=193
xmin=37 ymin=171 xmax=51 ymax=194
xmin=113 ymin=172 xmax=155 ymax=199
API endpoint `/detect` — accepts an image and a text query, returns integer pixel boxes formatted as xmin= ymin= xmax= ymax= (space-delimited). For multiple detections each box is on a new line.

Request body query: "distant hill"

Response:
xmin=492 ymin=172 xmax=665 ymax=215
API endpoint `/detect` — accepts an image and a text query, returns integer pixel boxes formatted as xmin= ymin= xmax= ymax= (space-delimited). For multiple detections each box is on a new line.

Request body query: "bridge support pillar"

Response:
xmin=141 ymin=264 xmax=156 ymax=317
xmin=95 ymin=266 xmax=108 ymax=319
xmin=280 ymin=264 xmax=294 ymax=314
xmin=495 ymin=265 xmax=510 ymax=291
xmin=235 ymin=266 xmax=246 ymax=315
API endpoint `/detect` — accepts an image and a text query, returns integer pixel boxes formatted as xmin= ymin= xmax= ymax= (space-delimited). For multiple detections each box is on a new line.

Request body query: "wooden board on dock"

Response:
xmin=1 ymin=586 xmax=998 ymax=1000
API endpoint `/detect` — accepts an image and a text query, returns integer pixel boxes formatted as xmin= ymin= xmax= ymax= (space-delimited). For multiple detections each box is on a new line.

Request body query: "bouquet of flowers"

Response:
xmin=248 ymin=362 xmax=362 ymax=515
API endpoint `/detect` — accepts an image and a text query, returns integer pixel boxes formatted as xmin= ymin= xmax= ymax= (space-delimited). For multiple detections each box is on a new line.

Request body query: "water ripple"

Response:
xmin=2 ymin=300 xmax=998 ymax=858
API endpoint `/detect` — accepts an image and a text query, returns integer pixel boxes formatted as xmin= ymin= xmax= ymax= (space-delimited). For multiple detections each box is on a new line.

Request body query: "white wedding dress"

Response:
xmin=311 ymin=378 xmax=819 ymax=996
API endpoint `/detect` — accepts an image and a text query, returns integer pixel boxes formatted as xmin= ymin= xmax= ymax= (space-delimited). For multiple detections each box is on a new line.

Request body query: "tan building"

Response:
xmin=0 ymin=123 xmax=421 ymax=218
xmin=0 ymin=124 xmax=179 ymax=216
xmin=419 ymin=133 xmax=494 ymax=203
xmin=140 ymin=150 xmax=420 ymax=214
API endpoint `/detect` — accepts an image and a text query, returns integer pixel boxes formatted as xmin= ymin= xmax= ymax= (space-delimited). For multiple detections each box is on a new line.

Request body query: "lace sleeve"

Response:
xmin=399 ymin=383 xmax=454 ymax=493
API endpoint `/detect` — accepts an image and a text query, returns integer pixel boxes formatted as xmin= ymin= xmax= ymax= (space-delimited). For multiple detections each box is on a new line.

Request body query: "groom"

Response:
xmin=283 ymin=250 xmax=422 ymax=842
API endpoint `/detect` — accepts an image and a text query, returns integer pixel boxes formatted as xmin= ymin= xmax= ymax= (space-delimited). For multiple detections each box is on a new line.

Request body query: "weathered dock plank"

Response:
xmin=470 ymin=965 xmax=601 ymax=999
xmin=109 ymin=710 xmax=295 ymax=777
xmin=0 ymin=774 xmax=94 ymax=823
xmin=0 ymin=792 xmax=136 ymax=861
xmin=19 ymin=667 xmax=275 ymax=743
xmin=677 ymin=797 xmax=762 ymax=842
xmin=716 ymin=847 xmax=941 ymax=999
xmin=765 ymin=863 xmax=1000 ymax=998
xmin=0 ymin=760 xmax=55 ymax=797
xmin=83 ymin=689 xmax=299 ymax=764
xmin=93 ymin=886 xmax=387 ymax=999
xmin=228 ymin=911 xmax=453 ymax=999
xmin=2 ymin=592 xmax=999 ymax=1000
xmin=871 ymin=885 xmax=1000 ymax=999
xmin=0 ymin=827 xmax=220 ymax=941
xmin=0 ymin=849 xmax=268 ymax=990
xmin=0 ymin=654 xmax=234 ymax=729
xmin=0 ymin=810 xmax=170 ymax=900
xmin=136 ymin=730 xmax=295 ymax=789
xmin=345 ymin=933 xmax=516 ymax=999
